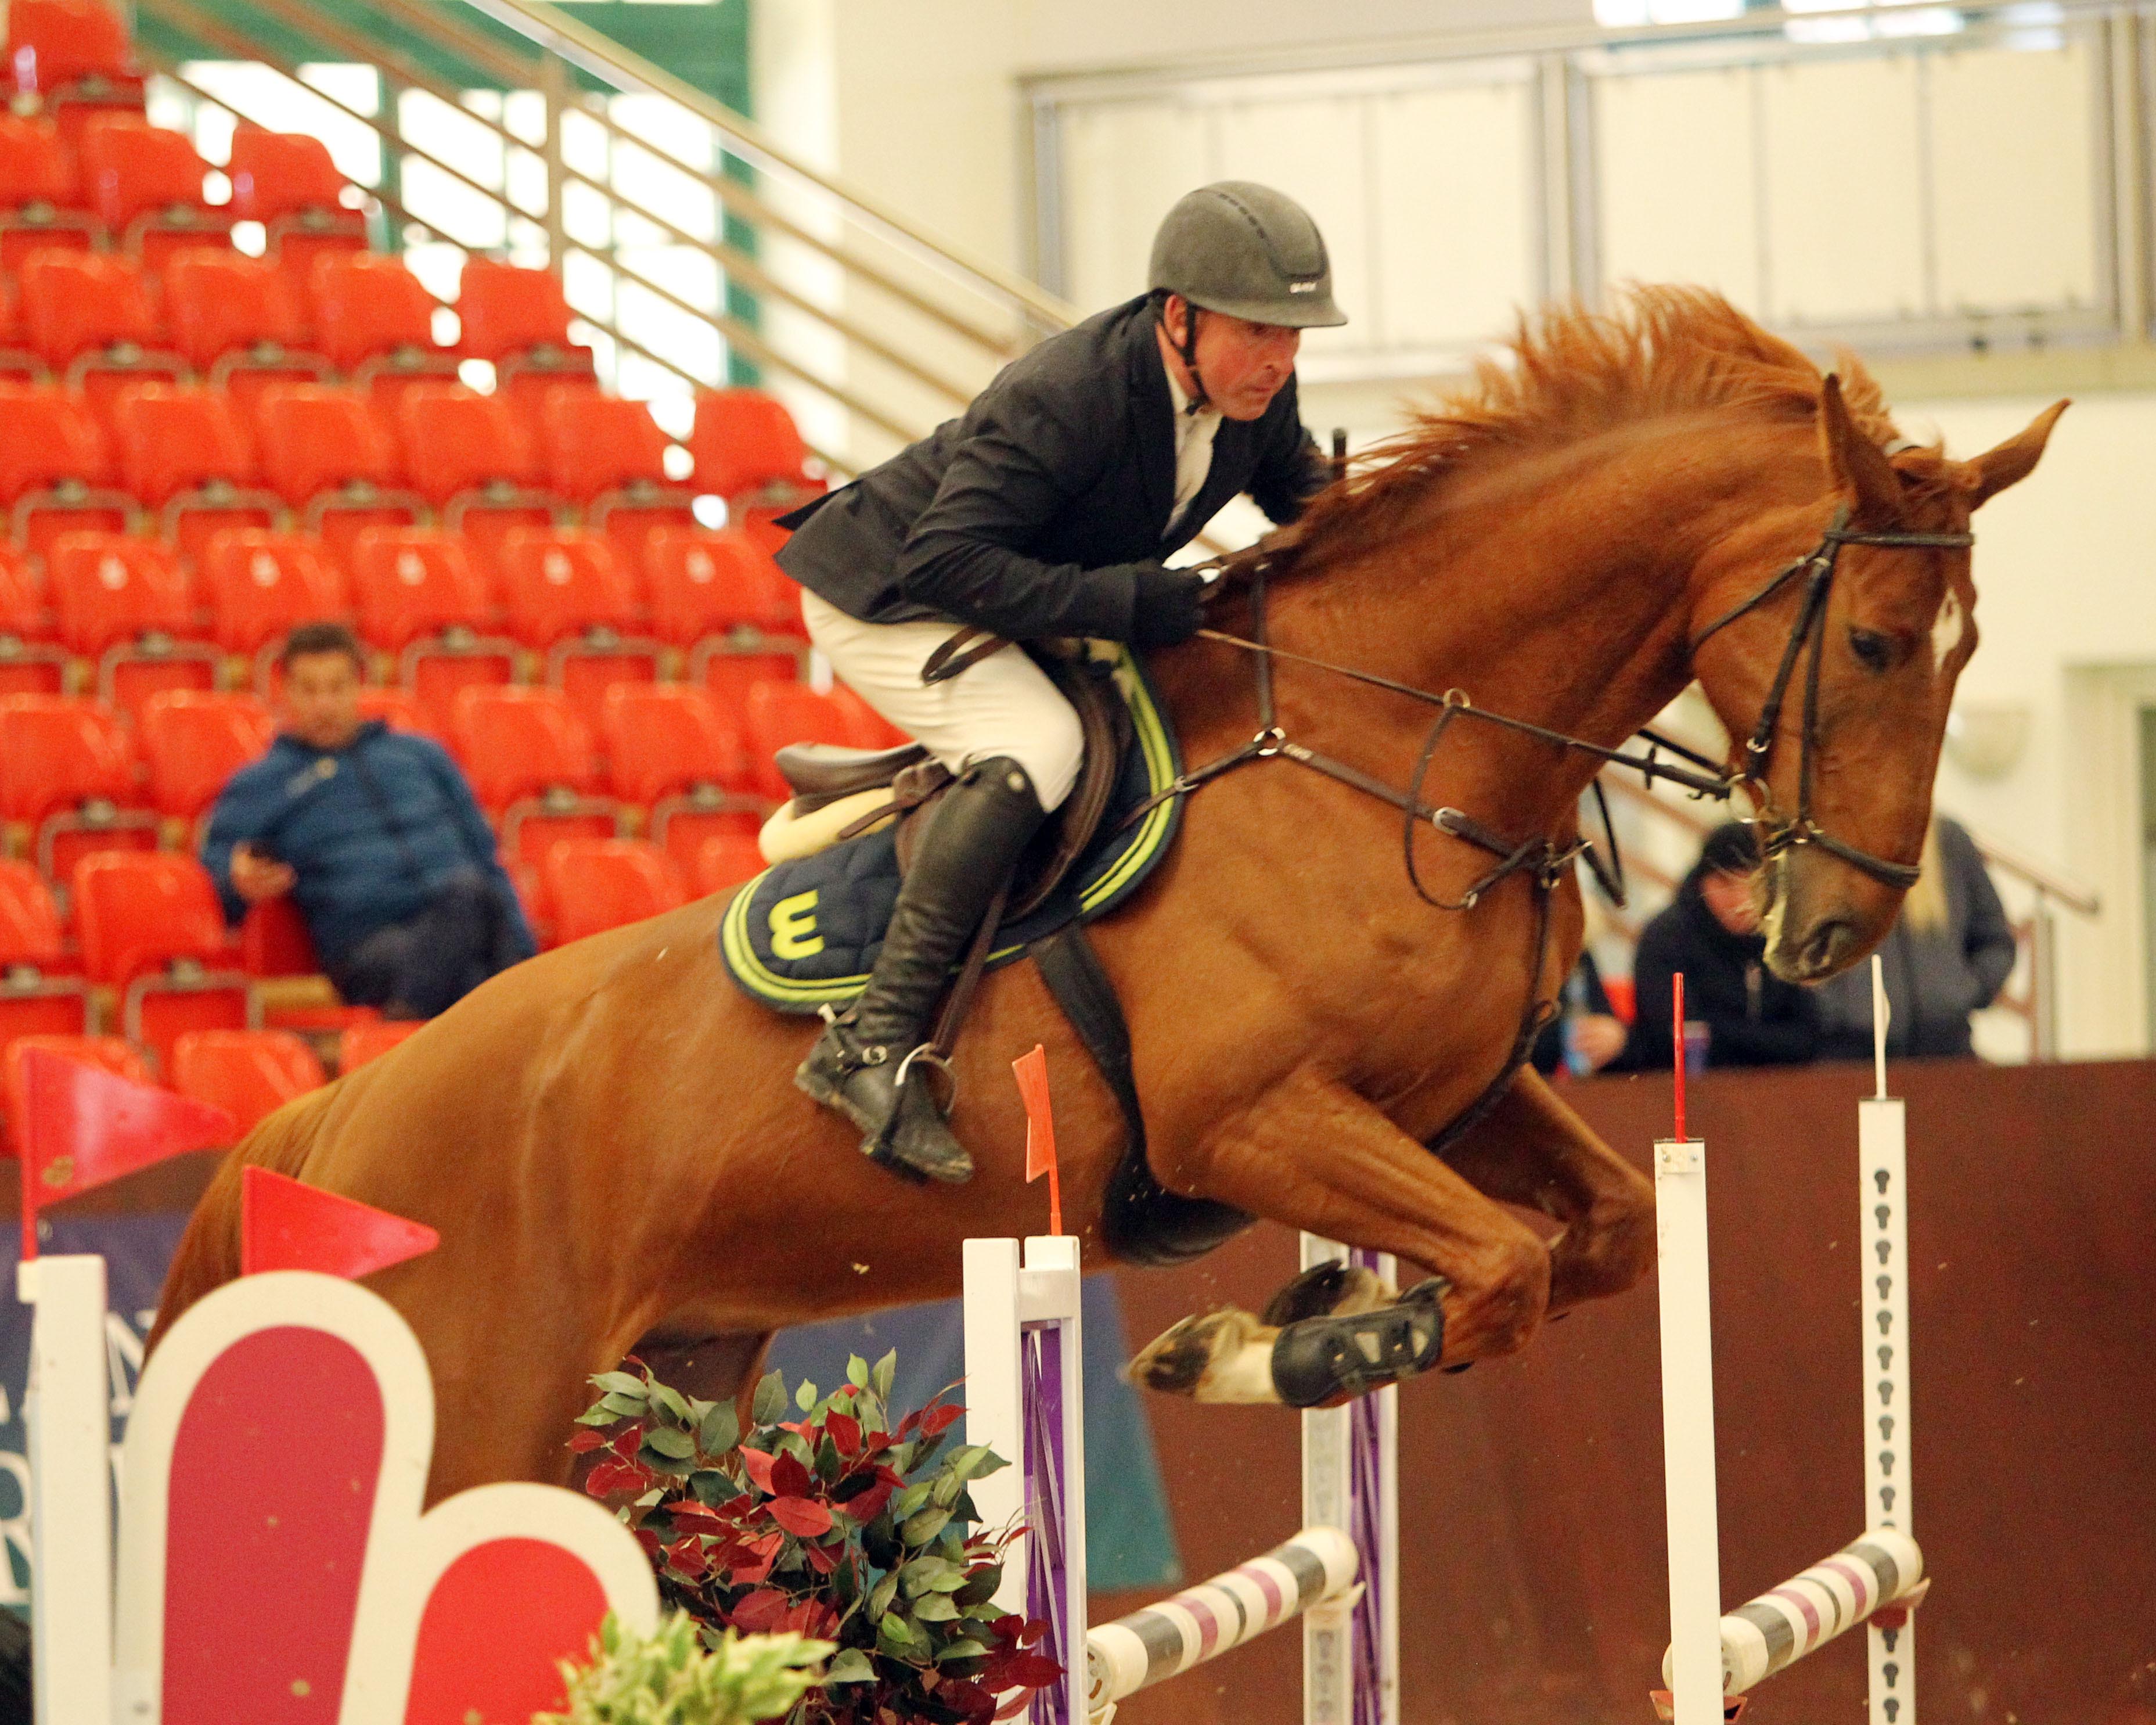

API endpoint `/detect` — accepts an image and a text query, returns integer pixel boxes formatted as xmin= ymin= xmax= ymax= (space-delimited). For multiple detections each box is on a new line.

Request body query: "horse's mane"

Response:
xmin=1294 ymin=286 xmax=1956 ymax=560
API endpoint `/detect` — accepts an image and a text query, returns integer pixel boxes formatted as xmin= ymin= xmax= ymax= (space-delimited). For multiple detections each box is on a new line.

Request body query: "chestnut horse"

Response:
xmin=150 ymin=290 xmax=2061 ymax=1501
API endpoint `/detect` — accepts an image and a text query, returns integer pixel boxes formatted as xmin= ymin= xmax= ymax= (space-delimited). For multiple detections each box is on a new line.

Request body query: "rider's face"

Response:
xmin=1160 ymin=295 xmax=1301 ymax=421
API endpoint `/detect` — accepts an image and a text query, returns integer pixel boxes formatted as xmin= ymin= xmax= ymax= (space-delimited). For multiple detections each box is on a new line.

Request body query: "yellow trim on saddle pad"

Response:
xmin=719 ymin=646 xmax=1181 ymax=1013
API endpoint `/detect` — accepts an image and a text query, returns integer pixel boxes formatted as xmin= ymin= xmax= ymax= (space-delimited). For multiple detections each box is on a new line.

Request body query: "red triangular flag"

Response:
xmin=21 ymin=1048 xmax=236 ymax=1259
xmin=1012 ymin=1044 xmax=1062 ymax=1237
xmin=240 ymin=1166 xmax=439 ymax=1280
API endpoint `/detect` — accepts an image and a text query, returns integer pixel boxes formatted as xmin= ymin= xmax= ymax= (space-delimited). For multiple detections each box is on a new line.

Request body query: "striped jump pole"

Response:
xmin=1654 ymin=960 xmax=1926 ymax=1722
xmin=963 ymin=1233 xmax=1396 ymax=1725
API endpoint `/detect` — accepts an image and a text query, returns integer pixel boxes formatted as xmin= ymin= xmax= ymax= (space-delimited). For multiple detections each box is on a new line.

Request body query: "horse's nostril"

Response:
xmin=1801 ymin=918 xmax=1852 ymax=977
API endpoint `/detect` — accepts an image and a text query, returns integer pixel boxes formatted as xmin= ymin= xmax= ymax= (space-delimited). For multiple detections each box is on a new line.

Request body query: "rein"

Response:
xmin=1118 ymin=504 xmax=1974 ymax=1149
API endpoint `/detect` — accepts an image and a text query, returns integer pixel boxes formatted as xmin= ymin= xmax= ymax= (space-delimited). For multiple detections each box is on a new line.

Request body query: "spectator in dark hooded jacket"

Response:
xmin=1812 ymin=814 xmax=2015 ymax=1061
xmin=201 ymin=622 xmax=536 ymax=1019
xmin=1621 ymin=822 xmax=1820 ymax=1070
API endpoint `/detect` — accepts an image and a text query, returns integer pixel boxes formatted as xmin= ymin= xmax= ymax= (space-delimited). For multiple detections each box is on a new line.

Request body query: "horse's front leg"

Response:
xmin=1435 ymin=1065 xmax=1655 ymax=1317
xmin=1129 ymin=1064 xmax=1551 ymax=1404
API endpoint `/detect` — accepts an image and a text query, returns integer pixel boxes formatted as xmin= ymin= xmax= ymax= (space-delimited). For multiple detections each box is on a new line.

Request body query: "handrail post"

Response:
xmin=2029 ymin=888 xmax=2060 ymax=1062
xmin=539 ymin=48 xmax=570 ymax=280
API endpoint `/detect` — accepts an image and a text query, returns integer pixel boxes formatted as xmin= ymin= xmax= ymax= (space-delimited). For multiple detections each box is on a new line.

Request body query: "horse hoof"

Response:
xmin=1129 ymin=1307 xmax=1276 ymax=1401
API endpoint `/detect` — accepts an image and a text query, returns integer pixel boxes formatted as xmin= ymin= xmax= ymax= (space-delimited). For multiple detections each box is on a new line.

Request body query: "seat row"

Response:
xmin=0 ymin=520 xmax=823 ymax=727
xmin=0 ymin=677 xmax=891 ymax=886
xmin=0 ymin=375 xmax=819 ymax=568
xmin=0 ymin=829 xmax=765 ymax=1098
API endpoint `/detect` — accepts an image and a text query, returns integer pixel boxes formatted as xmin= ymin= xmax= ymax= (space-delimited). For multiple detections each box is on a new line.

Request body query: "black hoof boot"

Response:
xmin=1267 ymin=1277 xmax=1448 ymax=1408
xmin=796 ymin=1023 xmax=974 ymax=1184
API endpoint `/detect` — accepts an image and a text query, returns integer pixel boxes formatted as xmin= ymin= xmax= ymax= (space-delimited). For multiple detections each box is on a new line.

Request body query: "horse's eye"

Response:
xmin=1848 ymin=626 xmax=1894 ymax=672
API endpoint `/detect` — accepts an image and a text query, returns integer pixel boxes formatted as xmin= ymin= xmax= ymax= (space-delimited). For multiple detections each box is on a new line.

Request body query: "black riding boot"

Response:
xmin=796 ymin=756 xmax=1045 ymax=1183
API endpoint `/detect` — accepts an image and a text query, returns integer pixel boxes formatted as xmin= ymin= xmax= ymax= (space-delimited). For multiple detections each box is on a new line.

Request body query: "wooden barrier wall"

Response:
xmin=1103 ymin=1058 xmax=2156 ymax=1725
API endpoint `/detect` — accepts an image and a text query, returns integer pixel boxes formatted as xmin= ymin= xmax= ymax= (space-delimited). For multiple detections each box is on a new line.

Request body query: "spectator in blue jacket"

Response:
xmin=201 ymin=622 xmax=537 ymax=1019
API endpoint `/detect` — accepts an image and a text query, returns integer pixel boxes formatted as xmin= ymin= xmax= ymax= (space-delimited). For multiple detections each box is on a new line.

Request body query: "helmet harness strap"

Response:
xmin=1164 ymin=296 xmax=1210 ymax=415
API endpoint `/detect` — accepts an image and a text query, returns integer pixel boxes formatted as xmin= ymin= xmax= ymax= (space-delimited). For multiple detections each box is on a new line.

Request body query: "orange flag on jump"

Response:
xmin=240 ymin=1166 xmax=441 ymax=1280
xmin=1012 ymin=1043 xmax=1061 ymax=1236
xmin=20 ymin=1047 xmax=236 ymax=1261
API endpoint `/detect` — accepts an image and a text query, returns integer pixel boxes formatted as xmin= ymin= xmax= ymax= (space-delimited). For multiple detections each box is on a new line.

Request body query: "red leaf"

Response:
xmin=609 ymin=1427 xmax=643 ymax=1459
xmin=737 ymin=1447 xmax=779 ymax=1493
xmin=838 ymin=1476 xmax=895 ymax=1523
xmin=567 ymin=1429 xmax=606 ymax=1454
xmin=768 ymin=1495 xmax=834 ymax=1537
xmin=825 ymin=1410 xmax=862 ymax=1454
xmin=585 ymin=1461 xmax=648 ymax=1498
xmin=770 ymin=1449 xmax=812 ymax=1498
xmin=919 ymin=1402 xmax=963 ymax=1436
xmin=804 ymin=1541 xmax=838 ymax=1575
xmin=730 ymin=1587 xmax=790 ymax=1631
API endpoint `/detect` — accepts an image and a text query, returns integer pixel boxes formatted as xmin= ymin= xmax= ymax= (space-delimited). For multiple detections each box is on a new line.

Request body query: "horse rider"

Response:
xmin=773 ymin=181 xmax=1347 ymax=1184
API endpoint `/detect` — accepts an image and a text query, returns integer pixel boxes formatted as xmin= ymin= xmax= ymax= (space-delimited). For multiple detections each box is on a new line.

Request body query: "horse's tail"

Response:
xmin=144 ymin=1083 xmax=334 ymax=1358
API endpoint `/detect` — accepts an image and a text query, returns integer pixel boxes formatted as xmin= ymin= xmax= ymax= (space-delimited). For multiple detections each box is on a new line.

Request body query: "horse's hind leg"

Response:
xmin=1129 ymin=1065 xmax=1550 ymax=1404
xmin=1433 ymin=1066 xmax=1655 ymax=1316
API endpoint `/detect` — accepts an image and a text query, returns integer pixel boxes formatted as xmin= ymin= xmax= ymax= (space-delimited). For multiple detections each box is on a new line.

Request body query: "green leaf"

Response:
xmin=571 ymin=1404 xmax=618 ymax=1426
xmin=877 ymin=1611 xmax=922 ymax=1654
xmin=937 ymin=1637 xmax=991 ymax=1662
xmin=753 ymin=1370 xmax=789 ymax=1426
xmin=598 ymin=1392 xmax=647 ymax=1417
xmin=900 ymin=1507 xmax=951 ymax=1547
xmin=845 ymin=1354 xmax=870 ymax=1389
xmin=823 ymin=1648 xmax=878 ymax=1685
xmin=898 ymin=1555 xmax=955 ymax=1596
xmin=643 ymin=1426 xmax=695 ymax=1460
xmin=910 ymin=1592 xmax=960 ymax=1622
xmin=872 ymin=1349 xmax=898 ymax=1403
xmin=649 ymin=1382 xmax=694 ymax=1426
xmin=698 ymin=1401 xmax=741 ymax=1456
xmin=795 ymin=1379 xmax=819 ymax=1413
xmin=867 ymin=1572 xmax=899 ymax=1620
xmin=890 ymin=1482 xmax=933 ymax=1522
xmin=589 ymin=1370 xmax=646 ymax=1396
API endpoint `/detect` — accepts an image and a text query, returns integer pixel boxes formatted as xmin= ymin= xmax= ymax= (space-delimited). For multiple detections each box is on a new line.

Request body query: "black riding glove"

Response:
xmin=1128 ymin=564 xmax=1209 ymax=648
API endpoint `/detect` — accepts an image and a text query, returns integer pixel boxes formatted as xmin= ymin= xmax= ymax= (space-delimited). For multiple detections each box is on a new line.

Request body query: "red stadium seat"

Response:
xmin=17 ymin=251 xmax=184 ymax=416
xmin=200 ymin=529 xmax=347 ymax=687
xmin=693 ymin=832 xmax=766 ymax=895
xmin=0 ymin=693 xmax=156 ymax=882
xmin=109 ymin=383 xmax=280 ymax=564
xmin=337 ymin=1017 xmax=418 ymax=1072
xmin=251 ymin=383 xmax=422 ymax=565
xmin=688 ymin=388 xmax=823 ymax=551
xmin=4 ymin=1 xmax=145 ymax=139
xmin=0 ymin=860 xmax=89 ymax=1056
xmin=542 ymin=837 xmax=686 ymax=945
xmin=77 ymin=116 xmax=231 ymax=264
xmin=46 ymin=532 xmax=218 ymax=720
xmin=138 ymin=689 xmax=271 ymax=824
xmin=449 ymin=685 xmax=621 ymax=870
xmin=741 ymin=682 xmax=886 ymax=803
xmin=539 ymin=388 xmax=694 ymax=566
xmin=168 ymin=1027 xmax=322 ymax=1133
xmin=72 ymin=850 xmax=253 ymax=1068
xmin=0 ymin=382 xmax=131 ymax=558
xmin=161 ymin=253 xmax=329 ymax=411
xmin=642 ymin=526 xmax=807 ymax=699
xmin=0 ymin=114 xmax=99 ymax=273
xmin=0 ymin=541 xmax=66 ymax=695
xmin=308 ymin=253 xmax=457 ymax=398
xmin=455 ymin=258 xmax=596 ymax=418
xmin=395 ymin=383 xmax=558 ymax=577
xmin=226 ymin=128 xmax=366 ymax=292
xmin=2 ymin=1034 xmax=151 ymax=1149
xmin=495 ymin=527 xmax=657 ymax=734
xmin=601 ymin=683 xmax=758 ymax=872
xmin=346 ymin=527 xmax=514 ymax=734
xmin=233 ymin=894 xmax=375 ymax=1039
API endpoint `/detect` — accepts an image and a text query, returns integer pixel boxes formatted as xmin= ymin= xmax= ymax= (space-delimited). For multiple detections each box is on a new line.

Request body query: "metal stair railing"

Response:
xmin=129 ymin=0 xmax=1081 ymax=476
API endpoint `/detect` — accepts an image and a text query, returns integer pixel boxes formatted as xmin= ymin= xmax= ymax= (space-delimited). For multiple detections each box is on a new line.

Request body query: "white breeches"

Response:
xmin=800 ymin=591 xmax=1085 ymax=811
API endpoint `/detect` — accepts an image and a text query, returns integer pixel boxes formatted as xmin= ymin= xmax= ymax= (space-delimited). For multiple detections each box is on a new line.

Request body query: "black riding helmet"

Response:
xmin=1147 ymin=181 xmax=1347 ymax=412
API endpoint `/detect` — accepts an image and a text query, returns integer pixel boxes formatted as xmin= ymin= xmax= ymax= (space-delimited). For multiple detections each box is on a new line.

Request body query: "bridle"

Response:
xmin=1689 ymin=506 xmax=1974 ymax=892
xmin=1125 ymin=502 xmax=1974 ymax=1148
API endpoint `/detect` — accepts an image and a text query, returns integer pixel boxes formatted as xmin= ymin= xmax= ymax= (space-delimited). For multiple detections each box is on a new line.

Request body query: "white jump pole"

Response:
xmin=1862 ymin=958 xmax=1917 ymax=1725
xmin=1655 ymin=960 xmax=1927 ymax=1722
xmin=1300 ymin=1232 xmax=1401 ymax=1725
xmin=963 ymin=1233 xmax=1394 ymax=1725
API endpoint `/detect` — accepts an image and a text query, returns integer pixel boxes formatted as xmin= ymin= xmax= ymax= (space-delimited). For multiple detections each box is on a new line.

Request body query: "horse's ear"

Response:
xmin=1968 ymin=398 xmax=2069 ymax=507
xmin=1817 ymin=373 xmax=1902 ymax=523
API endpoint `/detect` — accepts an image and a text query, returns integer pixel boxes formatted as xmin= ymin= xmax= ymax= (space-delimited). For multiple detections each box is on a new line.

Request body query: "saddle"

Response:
xmin=761 ymin=642 xmax=1132 ymax=923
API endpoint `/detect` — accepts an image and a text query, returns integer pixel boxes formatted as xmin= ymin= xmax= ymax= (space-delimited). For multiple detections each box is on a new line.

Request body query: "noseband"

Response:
xmin=1690 ymin=507 xmax=1975 ymax=892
